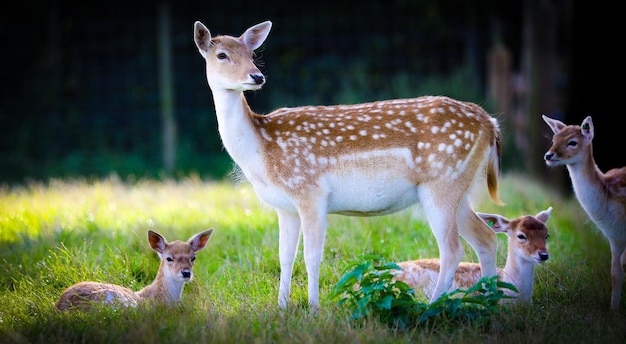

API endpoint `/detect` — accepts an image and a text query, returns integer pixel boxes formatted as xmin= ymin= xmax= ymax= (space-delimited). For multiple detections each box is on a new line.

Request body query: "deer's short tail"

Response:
xmin=487 ymin=124 xmax=504 ymax=206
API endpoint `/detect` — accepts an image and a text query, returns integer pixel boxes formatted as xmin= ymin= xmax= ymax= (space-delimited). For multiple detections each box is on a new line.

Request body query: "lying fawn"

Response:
xmin=194 ymin=20 xmax=503 ymax=311
xmin=55 ymin=229 xmax=214 ymax=311
xmin=543 ymin=115 xmax=626 ymax=310
xmin=395 ymin=207 xmax=552 ymax=303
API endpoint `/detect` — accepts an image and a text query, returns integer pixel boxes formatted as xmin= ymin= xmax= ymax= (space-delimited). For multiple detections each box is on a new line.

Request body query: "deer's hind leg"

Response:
xmin=419 ymin=186 xmax=465 ymax=302
xmin=456 ymin=196 xmax=498 ymax=279
xmin=609 ymin=239 xmax=626 ymax=310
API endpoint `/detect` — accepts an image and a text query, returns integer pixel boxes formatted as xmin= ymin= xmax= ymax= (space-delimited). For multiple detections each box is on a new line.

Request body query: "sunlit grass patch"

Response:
xmin=0 ymin=173 xmax=624 ymax=343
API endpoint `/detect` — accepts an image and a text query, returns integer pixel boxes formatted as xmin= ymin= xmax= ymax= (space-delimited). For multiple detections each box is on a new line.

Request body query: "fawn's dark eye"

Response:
xmin=191 ymin=256 xmax=196 ymax=262
xmin=217 ymin=52 xmax=228 ymax=60
xmin=567 ymin=139 xmax=577 ymax=147
xmin=166 ymin=257 xmax=174 ymax=262
xmin=546 ymin=234 xmax=551 ymax=239
xmin=517 ymin=234 xmax=527 ymax=240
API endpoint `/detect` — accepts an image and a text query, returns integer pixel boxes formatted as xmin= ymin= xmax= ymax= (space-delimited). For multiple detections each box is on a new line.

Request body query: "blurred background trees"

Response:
xmin=0 ymin=1 xmax=620 ymax=197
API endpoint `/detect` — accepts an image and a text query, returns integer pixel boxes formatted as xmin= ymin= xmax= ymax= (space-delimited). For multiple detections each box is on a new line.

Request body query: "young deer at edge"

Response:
xmin=395 ymin=207 xmax=552 ymax=303
xmin=193 ymin=20 xmax=504 ymax=311
xmin=543 ymin=115 xmax=626 ymax=310
xmin=55 ymin=229 xmax=214 ymax=311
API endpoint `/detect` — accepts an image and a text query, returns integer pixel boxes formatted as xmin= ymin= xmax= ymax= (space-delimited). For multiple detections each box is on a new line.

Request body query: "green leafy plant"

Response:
xmin=329 ymin=255 xmax=517 ymax=330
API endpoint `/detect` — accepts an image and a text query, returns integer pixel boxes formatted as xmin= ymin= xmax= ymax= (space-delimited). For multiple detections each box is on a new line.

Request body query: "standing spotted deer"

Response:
xmin=543 ymin=115 xmax=626 ymax=310
xmin=55 ymin=229 xmax=213 ymax=311
xmin=193 ymin=20 xmax=504 ymax=311
xmin=395 ymin=207 xmax=552 ymax=303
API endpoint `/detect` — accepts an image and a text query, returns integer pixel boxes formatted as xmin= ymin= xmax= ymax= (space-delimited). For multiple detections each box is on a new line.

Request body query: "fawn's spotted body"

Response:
xmin=55 ymin=229 xmax=213 ymax=311
xmin=395 ymin=208 xmax=552 ymax=303
xmin=194 ymin=20 xmax=503 ymax=311
xmin=543 ymin=115 xmax=626 ymax=310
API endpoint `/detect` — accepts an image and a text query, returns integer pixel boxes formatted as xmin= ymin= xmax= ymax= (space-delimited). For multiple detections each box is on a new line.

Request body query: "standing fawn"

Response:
xmin=543 ymin=115 xmax=626 ymax=310
xmin=395 ymin=207 xmax=552 ymax=303
xmin=55 ymin=229 xmax=214 ymax=311
xmin=193 ymin=20 xmax=504 ymax=311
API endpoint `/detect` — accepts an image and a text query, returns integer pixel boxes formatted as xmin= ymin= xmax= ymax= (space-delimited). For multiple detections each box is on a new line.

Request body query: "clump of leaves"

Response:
xmin=329 ymin=255 xmax=517 ymax=330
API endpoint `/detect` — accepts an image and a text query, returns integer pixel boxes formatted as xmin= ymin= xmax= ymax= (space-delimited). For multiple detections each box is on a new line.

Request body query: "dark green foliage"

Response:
xmin=329 ymin=255 xmax=517 ymax=330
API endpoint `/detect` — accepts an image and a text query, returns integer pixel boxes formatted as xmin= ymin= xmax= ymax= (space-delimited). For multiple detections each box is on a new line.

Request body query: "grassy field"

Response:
xmin=0 ymin=173 xmax=624 ymax=343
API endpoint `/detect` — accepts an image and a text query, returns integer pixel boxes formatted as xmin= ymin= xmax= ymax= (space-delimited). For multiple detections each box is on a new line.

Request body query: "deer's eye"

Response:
xmin=517 ymin=234 xmax=527 ymax=240
xmin=191 ymin=256 xmax=196 ymax=262
xmin=546 ymin=234 xmax=551 ymax=239
xmin=567 ymin=139 xmax=577 ymax=147
xmin=217 ymin=52 xmax=228 ymax=60
xmin=166 ymin=257 xmax=174 ymax=262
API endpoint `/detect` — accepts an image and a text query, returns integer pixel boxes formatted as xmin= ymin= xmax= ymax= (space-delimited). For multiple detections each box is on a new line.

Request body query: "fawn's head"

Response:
xmin=194 ymin=20 xmax=272 ymax=92
xmin=542 ymin=115 xmax=594 ymax=167
xmin=148 ymin=229 xmax=214 ymax=282
xmin=477 ymin=207 xmax=552 ymax=264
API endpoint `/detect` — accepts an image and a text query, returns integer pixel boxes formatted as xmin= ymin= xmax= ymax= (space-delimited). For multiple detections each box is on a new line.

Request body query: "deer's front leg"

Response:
xmin=277 ymin=208 xmax=301 ymax=309
xmin=298 ymin=201 xmax=328 ymax=313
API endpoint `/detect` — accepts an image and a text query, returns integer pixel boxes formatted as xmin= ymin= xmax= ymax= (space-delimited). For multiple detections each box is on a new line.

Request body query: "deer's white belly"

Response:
xmin=249 ymin=169 xmax=420 ymax=216
xmin=325 ymin=174 xmax=420 ymax=215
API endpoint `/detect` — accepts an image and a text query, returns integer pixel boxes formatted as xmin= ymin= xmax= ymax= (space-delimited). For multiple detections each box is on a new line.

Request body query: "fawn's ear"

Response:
xmin=542 ymin=115 xmax=566 ymax=134
xmin=581 ymin=116 xmax=594 ymax=142
xmin=189 ymin=228 xmax=214 ymax=252
xmin=147 ymin=230 xmax=168 ymax=253
xmin=194 ymin=21 xmax=212 ymax=59
xmin=535 ymin=206 xmax=553 ymax=224
xmin=239 ymin=21 xmax=272 ymax=51
xmin=476 ymin=212 xmax=510 ymax=233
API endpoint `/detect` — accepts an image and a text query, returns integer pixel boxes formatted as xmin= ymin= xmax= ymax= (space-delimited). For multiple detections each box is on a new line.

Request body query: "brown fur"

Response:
xmin=55 ymin=229 xmax=213 ymax=311
xmin=194 ymin=20 xmax=504 ymax=311
xmin=543 ymin=115 xmax=626 ymax=310
xmin=395 ymin=208 xmax=552 ymax=303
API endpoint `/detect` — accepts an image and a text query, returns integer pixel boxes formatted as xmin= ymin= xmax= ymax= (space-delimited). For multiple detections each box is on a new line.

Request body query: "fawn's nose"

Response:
xmin=544 ymin=152 xmax=553 ymax=161
xmin=181 ymin=270 xmax=191 ymax=279
xmin=539 ymin=251 xmax=550 ymax=261
xmin=250 ymin=73 xmax=265 ymax=85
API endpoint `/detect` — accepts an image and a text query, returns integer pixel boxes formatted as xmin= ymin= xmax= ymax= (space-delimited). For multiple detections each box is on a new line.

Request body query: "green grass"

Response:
xmin=0 ymin=173 xmax=624 ymax=343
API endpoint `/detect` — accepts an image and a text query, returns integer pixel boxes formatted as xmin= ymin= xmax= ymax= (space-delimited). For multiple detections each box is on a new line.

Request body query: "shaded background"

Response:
xmin=0 ymin=0 xmax=620 ymax=196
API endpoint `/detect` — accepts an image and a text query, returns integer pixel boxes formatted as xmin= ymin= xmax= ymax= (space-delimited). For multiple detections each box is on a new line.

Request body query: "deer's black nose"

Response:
xmin=250 ymin=74 xmax=265 ymax=85
xmin=539 ymin=252 xmax=550 ymax=261
xmin=544 ymin=153 xmax=553 ymax=161
xmin=182 ymin=270 xmax=191 ymax=279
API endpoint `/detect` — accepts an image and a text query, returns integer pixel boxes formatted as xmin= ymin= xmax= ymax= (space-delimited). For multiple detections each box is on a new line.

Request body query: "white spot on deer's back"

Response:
xmin=260 ymin=128 xmax=273 ymax=142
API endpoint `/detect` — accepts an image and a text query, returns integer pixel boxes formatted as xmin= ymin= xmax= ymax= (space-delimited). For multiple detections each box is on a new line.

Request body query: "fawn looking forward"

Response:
xmin=395 ymin=207 xmax=552 ymax=303
xmin=55 ymin=229 xmax=214 ymax=311
xmin=543 ymin=115 xmax=626 ymax=310
xmin=193 ymin=20 xmax=504 ymax=311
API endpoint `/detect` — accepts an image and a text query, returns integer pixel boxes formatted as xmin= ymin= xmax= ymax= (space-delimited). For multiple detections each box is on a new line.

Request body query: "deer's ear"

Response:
xmin=535 ymin=206 xmax=553 ymax=224
xmin=147 ymin=230 xmax=167 ymax=253
xmin=194 ymin=21 xmax=212 ymax=58
xmin=240 ymin=21 xmax=272 ymax=50
xmin=542 ymin=115 xmax=566 ymax=134
xmin=189 ymin=228 xmax=214 ymax=252
xmin=581 ymin=116 xmax=594 ymax=141
xmin=476 ymin=212 xmax=509 ymax=233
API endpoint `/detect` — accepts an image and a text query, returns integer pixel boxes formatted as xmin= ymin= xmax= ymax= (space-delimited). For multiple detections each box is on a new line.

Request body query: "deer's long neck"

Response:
xmin=501 ymin=248 xmax=535 ymax=301
xmin=566 ymin=145 xmax=610 ymax=225
xmin=211 ymin=89 xmax=265 ymax=177
xmin=136 ymin=265 xmax=185 ymax=303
